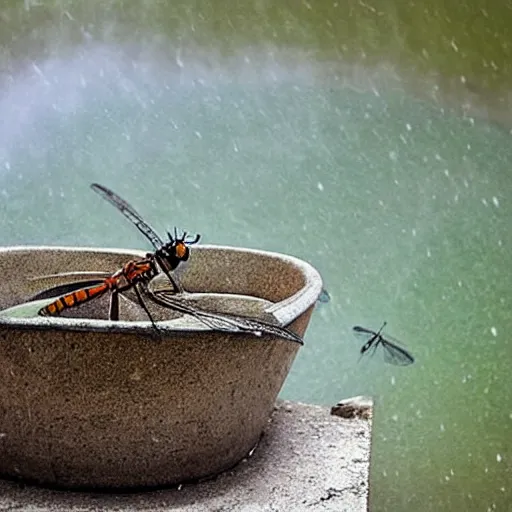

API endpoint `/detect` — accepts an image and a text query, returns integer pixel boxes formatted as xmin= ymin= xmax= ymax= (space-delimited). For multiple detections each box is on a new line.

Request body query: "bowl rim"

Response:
xmin=0 ymin=244 xmax=323 ymax=335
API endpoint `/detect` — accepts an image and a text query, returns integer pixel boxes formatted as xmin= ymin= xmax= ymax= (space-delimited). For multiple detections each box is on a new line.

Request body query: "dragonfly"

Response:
xmin=37 ymin=183 xmax=200 ymax=326
xmin=353 ymin=322 xmax=414 ymax=366
xmin=35 ymin=184 xmax=304 ymax=345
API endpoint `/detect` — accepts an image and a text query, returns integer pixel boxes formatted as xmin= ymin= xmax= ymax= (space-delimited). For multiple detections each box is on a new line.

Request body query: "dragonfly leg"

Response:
xmin=163 ymin=268 xmax=184 ymax=294
xmin=133 ymin=284 xmax=159 ymax=332
xmin=109 ymin=290 xmax=120 ymax=321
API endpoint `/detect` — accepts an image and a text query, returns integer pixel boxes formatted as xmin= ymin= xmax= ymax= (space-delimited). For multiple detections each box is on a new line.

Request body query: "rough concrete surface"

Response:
xmin=0 ymin=400 xmax=371 ymax=512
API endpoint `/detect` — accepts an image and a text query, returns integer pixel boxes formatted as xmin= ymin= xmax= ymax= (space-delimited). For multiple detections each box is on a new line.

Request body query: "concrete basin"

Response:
xmin=0 ymin=245 xmax=322 ymax=489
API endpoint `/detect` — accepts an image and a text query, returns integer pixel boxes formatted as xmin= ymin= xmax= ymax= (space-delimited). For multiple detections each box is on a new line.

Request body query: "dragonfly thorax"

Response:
xmin=117 ymin=258 xmax=159 ymax=289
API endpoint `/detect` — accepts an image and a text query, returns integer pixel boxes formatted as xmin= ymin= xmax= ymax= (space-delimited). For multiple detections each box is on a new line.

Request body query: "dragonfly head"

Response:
xmin=160 ymin=229 xmax=201 ymax=270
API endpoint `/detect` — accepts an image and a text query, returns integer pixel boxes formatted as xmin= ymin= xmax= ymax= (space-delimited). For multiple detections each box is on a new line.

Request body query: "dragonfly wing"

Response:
xmin=381 ymin=339 xmax=415 ymax=366
xmin=353 ymin=325 xmax=375 ymax=334
xmin=30 ymin=279 xmax=105 ymax=302
xmin=353 ymin=325 xmax=377 ymax=344
xmin=91 ymin=183 xmax=165 ymax=250
xmin=148 ymin=291 xmax=304 ymax=345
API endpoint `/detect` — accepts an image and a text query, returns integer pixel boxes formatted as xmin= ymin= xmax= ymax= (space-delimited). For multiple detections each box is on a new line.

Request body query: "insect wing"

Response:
xmin=353 ymin=325 xmax=378 ymax=346
xmin=380 ymin=337 xmax=415 ymax=366
xmin=353 ymin=325 xmax=377 ymax=336
xmin=91 ymin=183 xmax=165 ymax=250
xmin=30 ymin=279 xmax=105 ymax=302
xmin=148 ymin=291 xmax=304 ymax=345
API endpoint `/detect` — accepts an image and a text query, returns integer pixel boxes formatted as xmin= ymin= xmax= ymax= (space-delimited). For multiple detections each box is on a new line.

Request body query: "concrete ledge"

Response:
xmin=0 ymin=400 xmax=371 ymax=511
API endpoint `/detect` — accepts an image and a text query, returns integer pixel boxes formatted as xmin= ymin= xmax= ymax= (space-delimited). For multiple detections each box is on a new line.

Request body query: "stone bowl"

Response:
xmin=0 ymin=245 xmax=322 ymax=490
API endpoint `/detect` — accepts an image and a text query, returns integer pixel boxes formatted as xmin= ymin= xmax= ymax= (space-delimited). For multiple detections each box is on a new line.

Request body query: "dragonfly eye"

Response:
xmin=175 ymin=242 xmax=189 ymax=260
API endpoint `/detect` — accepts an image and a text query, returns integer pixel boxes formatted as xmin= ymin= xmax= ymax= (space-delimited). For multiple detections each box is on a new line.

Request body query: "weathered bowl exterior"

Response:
xmin=0 ymin=245 xmax=322 ymax=489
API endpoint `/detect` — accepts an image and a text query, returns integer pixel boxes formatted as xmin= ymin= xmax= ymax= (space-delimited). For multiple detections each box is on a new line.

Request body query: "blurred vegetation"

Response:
xmin=0 ymin=0 xmax=511 ymax=90
xmin=1 ymin=0 xmax=510 ymax=126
